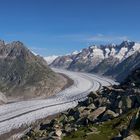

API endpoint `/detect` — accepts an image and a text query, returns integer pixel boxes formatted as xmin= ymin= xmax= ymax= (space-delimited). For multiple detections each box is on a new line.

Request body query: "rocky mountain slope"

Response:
xmin=50 ymin=41 xmax=140 ymax=81
xmin=0 ymin=40 xmax=66 ymax=102
xmin=22 ymin=68 xmax=140 ymax=140
xmin=105 ymin=51 xmax=140 ymax=81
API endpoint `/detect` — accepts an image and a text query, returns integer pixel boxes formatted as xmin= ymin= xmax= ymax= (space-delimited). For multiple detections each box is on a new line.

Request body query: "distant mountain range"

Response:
xmin=50 ymin=41 xmax=140 ymax=81
xmin=0 ymin=40 xmax=65 ymax=103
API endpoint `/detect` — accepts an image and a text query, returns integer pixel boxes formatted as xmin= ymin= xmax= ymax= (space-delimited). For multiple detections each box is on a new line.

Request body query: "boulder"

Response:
xmin=88 ymin=107 xmax=106 ymax=122
xmin=78 ymin=106 xmax=86 ymax=112
xmin=49 ymin=119 xmax=59 ymax=127
xmin=64 ymin=124 xmax=73 ymax=133
xmin=102 ymin=110 xmax=119 ymax=121
xmin=88 ymin=91 xmax=98 ymax=99
xmin=55 ymin=129 xmax=62 ymax=137
xmin=87 ymin=103 xmax=96 ymax=110
xmin=125 ymin=96 xmax=133 ymax=109
xmin=123 ymin=134 xmax=140 ymax=140
xmin=48 ymin=131 xmax=55 ymax=137
xmin=68 ymin=108 xmax=76 ymax=116
xmin=79 ymin=97 xmax=94 ymax=107
xmin=76 ymin=117 xmax=89 ymax=126
xmin=133 ymin=88 xmax=140 ymax=94
xmin=59 ymin=114 xmax=68 ymax=123
xmin=118 ymin=96 xmax=132 ymax=111
xmin=94 ymin=97 xmax=108 ymax=107
xmin=72 ymin=110 xmax=80 ymax=120
xmin=80 ymin=110 xmax=91 ymax=118
xmin=112 ymin=133 xmax=122 ymax=140
xmin=115 ymin=108 xmax=123 ymax=114
xmin=118 ymin=100 xmax=123 ymax=109
xmin=67 ymin=116 xmax=75 ymax=122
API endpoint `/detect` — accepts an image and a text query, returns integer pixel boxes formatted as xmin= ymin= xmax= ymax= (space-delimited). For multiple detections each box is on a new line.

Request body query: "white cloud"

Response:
xmin=87 ymin=34 xmax=128 ymax=42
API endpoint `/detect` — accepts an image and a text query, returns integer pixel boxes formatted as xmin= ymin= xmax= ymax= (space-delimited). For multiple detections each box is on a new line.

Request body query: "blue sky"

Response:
xmin=0 ymin=0 xmax=140 ymax=56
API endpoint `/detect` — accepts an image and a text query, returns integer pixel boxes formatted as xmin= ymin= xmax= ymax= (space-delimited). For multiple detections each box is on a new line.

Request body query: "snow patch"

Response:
xmin=44 ymin=55 xmax=58 ymax=64
xmin=125 ymin=43 xmax=140 ymax=58
xmin=71 ymin=50 xmax=79 ymax=55
xmin=91 ymin=48 xmax=104 ymax=58
xmin=115 ymin=47 xmax=128 ymax=60
xmin=105 ymin=48 xmax=110 ymax=58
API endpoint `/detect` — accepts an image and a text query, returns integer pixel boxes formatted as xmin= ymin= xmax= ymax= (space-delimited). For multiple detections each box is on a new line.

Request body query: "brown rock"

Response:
xmin=88 ymin=107 xmax=106 ymax=121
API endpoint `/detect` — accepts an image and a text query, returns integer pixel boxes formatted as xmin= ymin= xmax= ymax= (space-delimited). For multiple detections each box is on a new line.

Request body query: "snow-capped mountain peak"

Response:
xmin=71 ymin=50 xmax=79 ymax=55
xmin=89 ymin=45 xmax=98 ymax=49
xmin=51 ymin=41 xmax=140 ymax=71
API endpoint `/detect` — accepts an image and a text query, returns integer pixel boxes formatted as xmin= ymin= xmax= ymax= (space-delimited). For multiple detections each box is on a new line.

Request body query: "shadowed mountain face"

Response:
xmin=51 ymin=41 xmax=140 ymax=81
xmin=0 ymin=40 xmax=63 ymax=100
xmin=122 ymin=67 xmax=140 ymax=88
xmin=104 ymin=51 xmax=140 ymax=81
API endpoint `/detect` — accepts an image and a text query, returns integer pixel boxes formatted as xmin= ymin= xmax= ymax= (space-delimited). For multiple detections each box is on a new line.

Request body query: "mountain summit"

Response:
xmin=0 ymin=40 xmax=65 ymax=102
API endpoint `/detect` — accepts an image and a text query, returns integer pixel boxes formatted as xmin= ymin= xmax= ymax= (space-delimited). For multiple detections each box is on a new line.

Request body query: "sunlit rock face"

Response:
xmin=0 ymin=40 xmax=61 ymax=100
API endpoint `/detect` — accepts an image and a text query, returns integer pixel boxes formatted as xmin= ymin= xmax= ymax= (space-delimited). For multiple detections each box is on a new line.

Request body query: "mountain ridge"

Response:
xmin=50 ymin=41 xmax=140 ymax=81
xmin=0 ymin=40 xmax=66 ymax=103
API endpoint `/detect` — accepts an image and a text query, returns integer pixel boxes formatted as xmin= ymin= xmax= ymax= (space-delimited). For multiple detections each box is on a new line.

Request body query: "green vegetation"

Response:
xmin=63 ymin=124 xmax=118 ymax=140
xmin=63 ymin=109 xmax=139 ymax=140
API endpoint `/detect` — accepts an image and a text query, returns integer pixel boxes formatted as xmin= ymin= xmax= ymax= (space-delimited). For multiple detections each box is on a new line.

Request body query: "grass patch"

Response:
xmin=63 ymin=123 xmax=118 ymax=140
xmin=63 ymin=109 xmax=139 ymax=140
